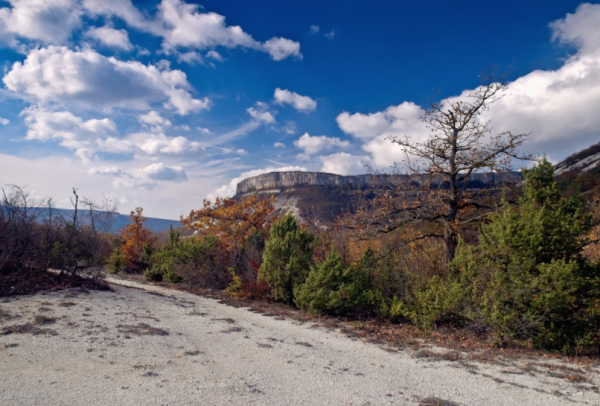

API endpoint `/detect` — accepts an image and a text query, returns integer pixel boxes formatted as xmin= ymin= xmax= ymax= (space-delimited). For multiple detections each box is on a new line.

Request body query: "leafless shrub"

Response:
xmin=0 ymin=185 xmax=117 ymax=296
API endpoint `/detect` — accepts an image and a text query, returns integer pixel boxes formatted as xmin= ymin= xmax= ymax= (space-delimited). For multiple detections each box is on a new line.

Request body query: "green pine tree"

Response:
xmin=451 ymin=158 xmax=600 ymax=352
xmin=294 ymin=248 xmax=377 ymax=315
xmin=258 ymin=214 xmax=315 ymax=302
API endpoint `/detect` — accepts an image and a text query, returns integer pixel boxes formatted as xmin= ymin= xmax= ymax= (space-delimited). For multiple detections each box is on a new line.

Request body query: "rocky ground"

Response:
xmin=1 ymin=278 xmax=599 ymax=406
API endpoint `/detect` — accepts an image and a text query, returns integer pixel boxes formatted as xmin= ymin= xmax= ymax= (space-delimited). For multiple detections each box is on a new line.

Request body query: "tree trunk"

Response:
xmin=444 ymin=228 xmax=458 ymax=266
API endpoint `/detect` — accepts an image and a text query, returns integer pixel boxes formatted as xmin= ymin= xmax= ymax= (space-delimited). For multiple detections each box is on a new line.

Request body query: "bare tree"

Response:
xmin=0 ymin=185 xmax=117 ymax=295
xmin=346 ymin=68 xmax=532 ymax=264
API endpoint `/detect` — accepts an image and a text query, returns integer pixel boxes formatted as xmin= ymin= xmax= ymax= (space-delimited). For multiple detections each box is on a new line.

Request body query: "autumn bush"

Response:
xmin=164 ymin=195 xmax=276 ymax=293
xmin=108 ymin=207 xmax=155 ymax=273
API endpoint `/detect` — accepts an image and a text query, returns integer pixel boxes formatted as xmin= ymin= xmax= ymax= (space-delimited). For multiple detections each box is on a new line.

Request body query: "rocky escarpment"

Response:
xmin=555 ymin=141 xmax=600 ymax=196
xmin=236 ymin=171 xmax=523 ymax=195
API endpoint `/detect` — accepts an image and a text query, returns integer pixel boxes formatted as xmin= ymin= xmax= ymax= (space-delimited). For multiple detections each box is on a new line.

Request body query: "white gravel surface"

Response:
xmin=1 ymin=278 xmax=599 ymax=406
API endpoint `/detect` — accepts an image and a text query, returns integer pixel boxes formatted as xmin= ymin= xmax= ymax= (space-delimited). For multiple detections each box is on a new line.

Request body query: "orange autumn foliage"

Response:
xmin=181 ymin=195 xmax=275 ymax=249
xmin=120 ymin=207 xmax=155 ymax=269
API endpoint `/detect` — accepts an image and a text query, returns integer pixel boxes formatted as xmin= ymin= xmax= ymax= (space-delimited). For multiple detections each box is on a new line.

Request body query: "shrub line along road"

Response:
xmin=0 ymin=277 xmax=598 ymax=406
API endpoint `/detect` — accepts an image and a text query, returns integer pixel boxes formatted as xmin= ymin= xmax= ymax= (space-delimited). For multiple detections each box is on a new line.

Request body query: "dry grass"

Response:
xmin=1 ymin=323 xmax=58 ymax=336
xmin=419 ymin=397 xmax=461 ymax=406
xmin=116 ymin=323 xmax=169 ymax=336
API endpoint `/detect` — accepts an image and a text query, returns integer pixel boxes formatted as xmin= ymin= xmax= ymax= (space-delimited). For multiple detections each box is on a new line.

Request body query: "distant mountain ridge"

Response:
xmin=20 ymin=207 xmax=182 ymax=233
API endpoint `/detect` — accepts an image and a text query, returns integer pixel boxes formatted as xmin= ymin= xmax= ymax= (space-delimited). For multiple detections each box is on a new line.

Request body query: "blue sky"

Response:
xmin=0 ymin=0 xmax=598 ymax=219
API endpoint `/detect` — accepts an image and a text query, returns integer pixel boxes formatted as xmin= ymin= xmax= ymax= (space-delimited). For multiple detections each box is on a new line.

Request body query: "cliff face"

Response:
xmin=235 ymin=171 xmax=523 ymax=195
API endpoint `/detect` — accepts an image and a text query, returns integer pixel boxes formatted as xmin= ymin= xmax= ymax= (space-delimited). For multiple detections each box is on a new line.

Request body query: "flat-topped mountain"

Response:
xmin=236 ymin=171 xmax=523 ymax=195
xmin=235 ymin=170 xmax=523 ymax=224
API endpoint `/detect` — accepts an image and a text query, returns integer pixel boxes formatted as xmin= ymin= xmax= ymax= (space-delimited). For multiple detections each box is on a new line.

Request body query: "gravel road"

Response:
xmin=1 ymin=278 xmax=599 ymax=406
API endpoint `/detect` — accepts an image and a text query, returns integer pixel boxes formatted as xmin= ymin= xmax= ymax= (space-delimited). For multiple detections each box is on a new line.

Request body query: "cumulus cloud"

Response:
xmin=0 ymin=117 xmax=9 ymax=125
xmin=20 ymin=107 xmax=206 ymax=160
xmin=246 ymin=101 xmax=276 ymax=124
xmin=293 ymin=132 xmax=349 ymax=159
xmin=274 ymin=142 xmax=285 ymax=148
xmin=0 ymin=0 xmax=83 ymax=47
xmin=138 ymin=110 xmax=172 ymax=132
xmin=82 ymin=0 xmax=162 ymax=35
xmin=85 ymin=26 xmax=133 ymax=50
xmin=262 ymin=37 xmax=302 ymax=61
xmin=0 ymin=0 xmax=302 ymax=63
xmin=96 ymin=137 xmax=132 ymax=154
xmin=89 ymin=162 xmax=188 ymax=189
xmin=209 ymin=165 xmax=306 ymax=199
xmin=3 ymin=46 xmax=211 ymax=115
xmin=158 ymin=0 xmax=301 ymax=61
xmin=22 ymin=108 xmax=118 ymax=161
xmin=130 ymin=132 xmax=204 ymax=156
xmin=274 ymin=88 xmax=317 ymax=112
xmin=550 ymin=3 xmax=600 ymax=54
xmin=140 ymin=162 xmax=187 ymax=182
xmin=337 ymin=102 xmax=425 ymax=141
xmin=319 ymin=153 xmax=371 ymax=175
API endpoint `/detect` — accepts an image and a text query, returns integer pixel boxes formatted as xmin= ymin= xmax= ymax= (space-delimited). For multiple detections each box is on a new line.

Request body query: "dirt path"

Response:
xmin=1 ymin=279 xmax=598 ymax=406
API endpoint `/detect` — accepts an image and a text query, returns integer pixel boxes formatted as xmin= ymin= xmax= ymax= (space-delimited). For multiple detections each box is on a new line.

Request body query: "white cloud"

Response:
xmin=319 ymin=153 xmax=370 ymax=175
xmin=158 ymin=0 xmax=301 ymax=61
xmin=88 ymin=166 xmax=123 ymax=176
xmin=85 ymin=26 xmax=133 ymax=50
xmin=175 ymin=50 xmax=203 ymax=64
xmin=96 ymin=137 xmax=132 ymax=154
xmin=209 ymin=165 xmax=306 ymax=199
xmin=196 ymin=126 xmax=210 ymax=133
xmin=337 ymin=102 xmax=425 ymax=141
xmin=139 ymin=162 xmax=187 ymax=182
xmin=293 ymin=132 xmax=349 ymax=158
xmin=274 ymin=88 xmax=317 ymax=112
xmin=0 ymin=0 xmax=83 ymax=47
xmin=3 ymin=46 xmax=211 ymax=115
xmin=550 ymin=3 xmax=600 ymax=54
xmin=159 ymin=0 xmax=257 ymax=50
xmin=0 ymin=117 xmax=9 ymax=125
xmin=262 ymin=37 xmax=302 ymax=61
xmin=22 ymin=108 xmax=118 ymax=161
xmin=82 ymin=0 xmax=162 ymax=35
xmin=336 ymin=102 xmax=430 ymax=168
xmin=274 ymin=142 xmax=285 ymax=148
xmin=175 ymin=125 xmax=190 ymax=131
xmin=473 ymin=4 xmax=600 ymax=158
xmin=90 ymin=162 xmax=188 ymax=189
xmin=130 ymin=132 xmax=204 ymax=156
xmin=206 ymin=50 xmax=223 ymax=61
xmin=310 ymin=25 xmax=319 ymax=34
xmin=325 ymin=30 xmax=335 ymax=39
xmin=246 ymin=102 xmax=276 ymax=124
xmin=138 ymin=110 xmax=172 ymax=132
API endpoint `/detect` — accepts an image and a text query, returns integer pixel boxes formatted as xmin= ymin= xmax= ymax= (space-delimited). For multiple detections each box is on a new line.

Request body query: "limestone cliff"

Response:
xmin=235 ymin=171 xmax=523 ymax=195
